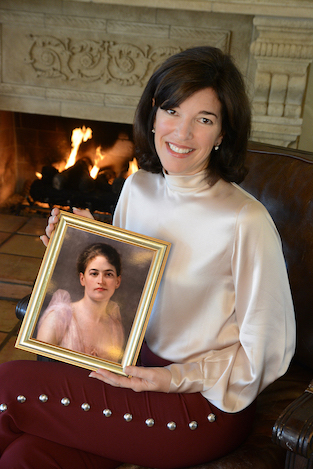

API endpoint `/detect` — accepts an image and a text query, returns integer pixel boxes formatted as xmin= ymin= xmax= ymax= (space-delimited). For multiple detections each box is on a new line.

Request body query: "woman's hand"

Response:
xmin=89 ymin=366 xmax=172 ymax=393
xmin=40 ymin=207 xmax=94 ymax=247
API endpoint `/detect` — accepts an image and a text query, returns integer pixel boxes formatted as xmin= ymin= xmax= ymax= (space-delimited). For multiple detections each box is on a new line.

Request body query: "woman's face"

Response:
xmin=153 ymin=87 xmax=223 ymax=176
xmin=79 ymin=255 xmax=121 ymax=302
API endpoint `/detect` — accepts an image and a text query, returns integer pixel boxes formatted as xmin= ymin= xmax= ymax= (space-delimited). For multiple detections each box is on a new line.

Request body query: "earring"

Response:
xmin=152 ymin=128 xmax=155 ymax=133
xmin=214 ymin=144 xmax=219 ymax=151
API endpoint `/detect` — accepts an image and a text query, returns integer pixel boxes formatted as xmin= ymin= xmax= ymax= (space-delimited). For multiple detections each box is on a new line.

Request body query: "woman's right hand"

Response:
xmin=40 ymin=207 xmax=94 ymax=247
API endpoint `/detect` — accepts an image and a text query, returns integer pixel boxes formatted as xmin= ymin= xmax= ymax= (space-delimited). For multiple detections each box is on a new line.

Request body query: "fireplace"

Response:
xmin=0 ymin=110 xmax=134 ymax=219
xmin=0 ymin=1 xmax=312 ymax=210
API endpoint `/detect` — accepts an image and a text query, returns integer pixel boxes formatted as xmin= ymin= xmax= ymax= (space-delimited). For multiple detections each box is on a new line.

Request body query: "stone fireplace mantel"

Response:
xmin=0 ymin=0 xmax=312 ymax=147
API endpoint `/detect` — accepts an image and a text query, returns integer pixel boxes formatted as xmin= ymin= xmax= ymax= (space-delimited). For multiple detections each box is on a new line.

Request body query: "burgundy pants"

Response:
xmin=0 ymin=347 xmax=256 ymax=469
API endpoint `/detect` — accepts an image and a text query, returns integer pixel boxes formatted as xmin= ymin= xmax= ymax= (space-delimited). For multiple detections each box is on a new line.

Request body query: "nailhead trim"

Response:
xmin=207 ymin=413 xmax=216 ymax=422
xmin=17 ymin=395 xmax=26 ymax=403
xmin=189 ymin=420 xmax=198 ymax=430
xmin=145 ymin=418 xmax=155 ymax=427
xmin=81 ymin=403 xmax=91 ymax=411
xmin=61 ymin=397 xmax=70 ymax=406
xmin=0 ymin=403 xmax=7 ymax=412
xmin=39 ymin=394 xmax=48 ymax=403
xmin=124 ymin=413 xmax=133 ymax=422
xmin=103 ymin=409 xmax=112 ymax=417
xmin=167 ymin=421 xmax=176 ymax=430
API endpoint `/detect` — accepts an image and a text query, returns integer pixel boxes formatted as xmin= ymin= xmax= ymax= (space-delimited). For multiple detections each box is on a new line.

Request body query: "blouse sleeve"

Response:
xmin=167 ymin=201 xmax=296 ymax=412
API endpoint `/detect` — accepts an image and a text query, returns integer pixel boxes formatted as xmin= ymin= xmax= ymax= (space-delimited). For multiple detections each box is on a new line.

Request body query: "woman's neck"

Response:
xmin=76 ymin=296 xmax=110 ymax=322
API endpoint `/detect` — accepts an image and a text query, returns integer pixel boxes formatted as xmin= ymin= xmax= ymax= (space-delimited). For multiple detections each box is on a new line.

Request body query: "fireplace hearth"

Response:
xmin=0 ymin=110 xmax=135 ymax=220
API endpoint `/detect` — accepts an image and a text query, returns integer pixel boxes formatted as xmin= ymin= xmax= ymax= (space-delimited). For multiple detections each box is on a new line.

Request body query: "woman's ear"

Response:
xmin=79 ymin=272 xmax=85 ymax=287
xmin=115 ymin=276 xmax=121 ymax=290
xmin=216 ymin=132 xmax=224 ymax=147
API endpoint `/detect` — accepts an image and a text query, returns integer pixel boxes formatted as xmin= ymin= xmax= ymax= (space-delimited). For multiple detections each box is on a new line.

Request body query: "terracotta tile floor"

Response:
xmin=0 ymin=213 xmax=47 ymax=364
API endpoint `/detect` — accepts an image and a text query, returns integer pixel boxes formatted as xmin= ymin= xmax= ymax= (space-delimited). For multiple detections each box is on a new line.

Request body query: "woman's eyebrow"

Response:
xmin=89 ymin=268 xmax=115 ymax=273
xmin=200 ymin=110 xmax=218 ymax=118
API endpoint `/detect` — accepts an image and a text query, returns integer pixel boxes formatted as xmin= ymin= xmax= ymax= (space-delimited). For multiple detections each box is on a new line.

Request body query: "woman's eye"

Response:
xmin=200 ymin=117 xmax=213 ymax=125
xmin=166 ymin=109 xmax=176 ymax=115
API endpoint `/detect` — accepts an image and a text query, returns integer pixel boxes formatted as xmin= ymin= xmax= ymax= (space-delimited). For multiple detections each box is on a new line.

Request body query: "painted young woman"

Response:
xmin=36 ymin=243 xmax=124 ymax=362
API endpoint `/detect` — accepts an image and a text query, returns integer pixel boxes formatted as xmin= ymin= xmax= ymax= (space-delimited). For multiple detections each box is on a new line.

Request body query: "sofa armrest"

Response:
xmin=272 ymin=381 xmax=313 ymax=460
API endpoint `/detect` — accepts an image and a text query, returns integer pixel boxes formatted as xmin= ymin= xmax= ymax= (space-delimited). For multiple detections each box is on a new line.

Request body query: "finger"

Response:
xmin=123 ymin=365 xmax=147 ymax=378
xmin=51 ymin=207 xmax=60 ymax=217
xmin=47 ymin=214 xmax=59 ymax=226
xmin=45 ymin=222 xmax=56 ymax=239
xmin=89 ymin=369 xmax=130 ymax=388
xmin=72 ymin=207 xmax=94 ymax=219
xmin=40 ymin=235 xmax=49 ymax=247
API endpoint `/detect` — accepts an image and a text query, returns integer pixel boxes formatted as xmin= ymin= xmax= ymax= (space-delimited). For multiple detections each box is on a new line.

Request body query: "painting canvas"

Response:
xmin=16 ymin=211 xmax=171 ymax=376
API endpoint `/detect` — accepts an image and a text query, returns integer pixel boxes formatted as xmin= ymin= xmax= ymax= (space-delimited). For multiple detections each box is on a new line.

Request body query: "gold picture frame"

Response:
xmin=16 ymin=211 xmax=171 ymax=376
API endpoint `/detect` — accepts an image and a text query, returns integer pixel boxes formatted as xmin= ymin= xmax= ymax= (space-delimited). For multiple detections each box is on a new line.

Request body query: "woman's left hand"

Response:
xmin=89 ymin=366 xmax=172 ymax=393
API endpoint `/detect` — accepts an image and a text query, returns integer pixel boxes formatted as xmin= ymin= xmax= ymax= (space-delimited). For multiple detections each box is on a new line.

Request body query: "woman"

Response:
xmin=0 ymin=46 xmax=295 ymax=469
xmin=36 ymin=243 xmax=125 ymax=362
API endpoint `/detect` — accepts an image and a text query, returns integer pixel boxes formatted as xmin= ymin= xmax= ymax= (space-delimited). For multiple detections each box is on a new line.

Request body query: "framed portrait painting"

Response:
xmin=16 ymin=211 xmax=171 ymax=376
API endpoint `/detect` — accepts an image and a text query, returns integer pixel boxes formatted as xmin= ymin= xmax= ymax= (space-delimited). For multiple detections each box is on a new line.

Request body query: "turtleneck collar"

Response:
xmin=162 ymin=170 xmax=209 ymax=193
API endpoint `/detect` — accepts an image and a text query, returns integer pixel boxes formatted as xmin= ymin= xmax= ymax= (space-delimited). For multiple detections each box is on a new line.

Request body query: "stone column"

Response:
xmin=250 ymin=16 xmax=313 ymax=147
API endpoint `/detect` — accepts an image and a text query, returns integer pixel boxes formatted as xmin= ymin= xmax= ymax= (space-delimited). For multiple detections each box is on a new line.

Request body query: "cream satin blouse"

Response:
xmin=113 ymin=169 xmax=296 ymax=412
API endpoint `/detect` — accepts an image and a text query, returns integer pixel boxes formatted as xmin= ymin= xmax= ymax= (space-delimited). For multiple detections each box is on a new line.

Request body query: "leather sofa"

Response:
xmin=16 ymin=141 xmax=313 ymax=469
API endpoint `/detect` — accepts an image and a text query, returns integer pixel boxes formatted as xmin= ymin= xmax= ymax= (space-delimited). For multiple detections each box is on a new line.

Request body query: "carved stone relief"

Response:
xmin=250 ymin=16 xmax=313 ymax=147
xmin=0 ymin=7 xmax=231 ymax=122
xmin=2 ymin=3 xmax=312 ymax=147
xmin=25 ymin=37 xmax=181 ymax=86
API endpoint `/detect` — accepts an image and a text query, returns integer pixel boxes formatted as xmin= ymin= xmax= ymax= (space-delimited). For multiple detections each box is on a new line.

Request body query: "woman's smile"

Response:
xmin=154 ymin=87 xmax=223 ymax=176
xmin=167 ymin=142 xmax=194 ymax=156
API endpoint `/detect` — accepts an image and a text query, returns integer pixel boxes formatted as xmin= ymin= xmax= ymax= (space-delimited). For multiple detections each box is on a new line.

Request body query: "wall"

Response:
xmin=0 ymin=0 xmax=312 ymax=149
xmin=0 ymin=111 xmax=16 ymax=205
xmin=299 ymin=63 xmax=313 ymax=152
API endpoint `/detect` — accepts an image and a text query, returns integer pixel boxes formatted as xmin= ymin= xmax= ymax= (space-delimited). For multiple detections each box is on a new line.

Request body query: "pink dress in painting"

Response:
xmin=37 ymin=289 xmax=125 ymax=363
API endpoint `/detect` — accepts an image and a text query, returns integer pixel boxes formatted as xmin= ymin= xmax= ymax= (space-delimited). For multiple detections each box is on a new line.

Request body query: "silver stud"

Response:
xmin=189 ymin=420 xmax=198 ymax=430
xmin=0 ymin=403 xmax=7 ymax=412
xmin=103 ymin=408 xmax=112 ymax=417
xmin=208 ymin=413 xmax=216 ymax=422
xmin=167 ymin=421 xmax=176 ymax=431
xmin=145 ymin=418 xmax=155 ymax=427
xmin=124 ymin=413 xmax=133 ymax=422
xmin=39 ymin=394 xmax=48 ymax=403
xmin=17 ymin=395 xmax=26 ymax=403
xmin=81 ymin=403 xmax=90 ymax=411
xmin=61 ymin=397 xmax=70 ymax=406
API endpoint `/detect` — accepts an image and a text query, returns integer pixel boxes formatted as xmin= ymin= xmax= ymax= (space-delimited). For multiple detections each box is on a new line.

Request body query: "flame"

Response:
xmin=90 ymin=165 xmax=100 ymax=179
xmin=128 ymin=158 xmax=139 ymax=176
xmin=42 ymin=125 xmax=137 ymax=182
xmin=89 ymin=146 xmax=104 ymax=179
xmin=64 ymin=126 xmax=92 ymax=170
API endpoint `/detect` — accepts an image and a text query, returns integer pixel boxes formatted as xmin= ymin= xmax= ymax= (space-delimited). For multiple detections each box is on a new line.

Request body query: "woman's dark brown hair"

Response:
xmin=134 ymin=46 xmax=251 ymax=185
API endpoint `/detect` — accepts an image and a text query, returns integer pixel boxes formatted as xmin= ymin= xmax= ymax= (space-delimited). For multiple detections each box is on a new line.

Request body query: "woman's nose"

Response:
xmin=175 ymin=119 xmax=193 ymax=140
xmin=98 ymin=274 xmax=105 ymax=284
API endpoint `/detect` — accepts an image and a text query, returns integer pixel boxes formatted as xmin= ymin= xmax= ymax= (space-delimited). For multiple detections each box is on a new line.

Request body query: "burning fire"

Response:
xmin=64 ymin=126 xmax=93 ymax=170
xmin=128 ymin=158 xmax=139 ymax=176
xmin=35 ymin=126 xmax=137 ymax=181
